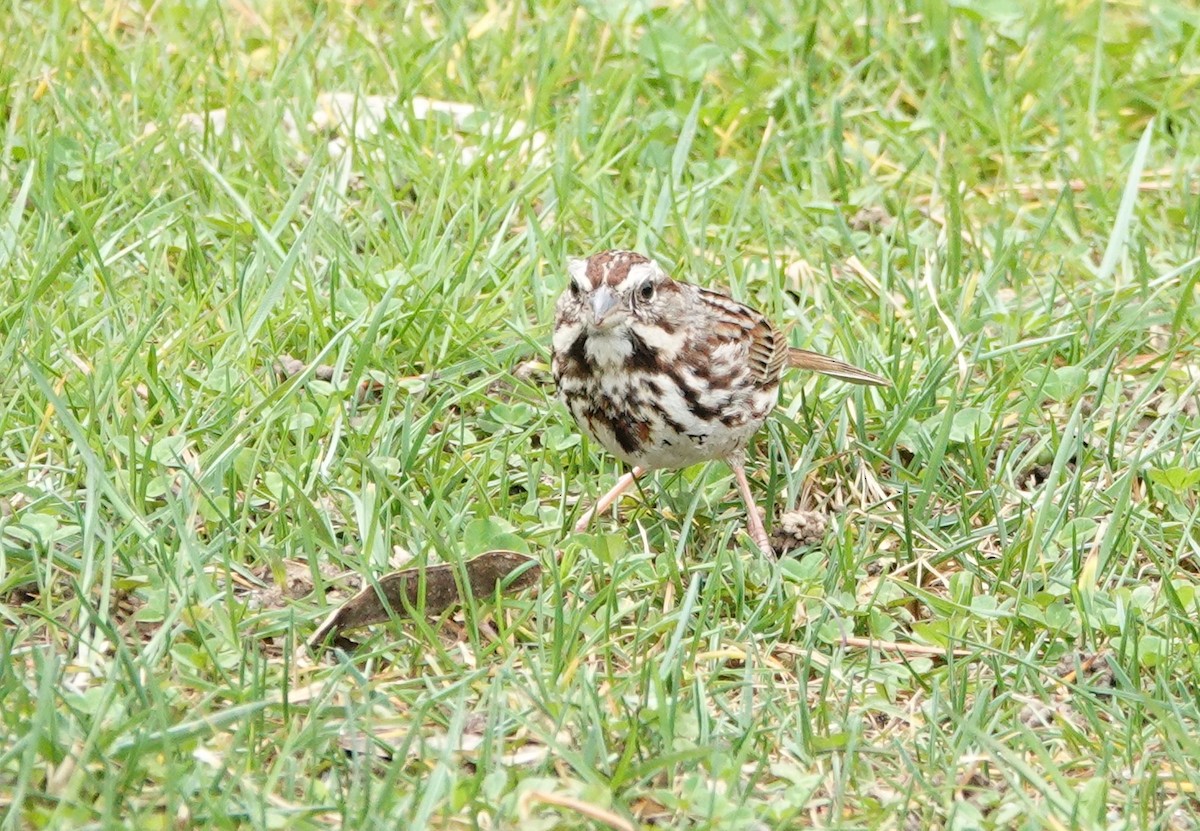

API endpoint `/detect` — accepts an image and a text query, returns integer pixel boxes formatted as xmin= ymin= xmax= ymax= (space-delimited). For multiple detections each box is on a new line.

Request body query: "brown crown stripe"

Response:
xmin=587 ymin=251 xmax=652 ymax=288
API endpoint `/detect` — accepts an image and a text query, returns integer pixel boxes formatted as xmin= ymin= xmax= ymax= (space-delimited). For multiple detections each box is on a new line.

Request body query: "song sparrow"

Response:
xmin=551 ymin=250 xmax=888 ymax=558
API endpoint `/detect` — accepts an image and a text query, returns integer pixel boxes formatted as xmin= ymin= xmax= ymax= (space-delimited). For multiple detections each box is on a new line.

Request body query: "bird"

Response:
xmin=551 ymin=250 xmax=888 ymax=557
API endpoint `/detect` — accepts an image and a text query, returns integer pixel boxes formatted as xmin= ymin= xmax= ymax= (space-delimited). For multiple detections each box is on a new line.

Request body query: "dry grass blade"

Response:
xmin=522 ymin=790 xmax=635 ymax=831
xmin=772 ymin=637 xmax=975 ymax=659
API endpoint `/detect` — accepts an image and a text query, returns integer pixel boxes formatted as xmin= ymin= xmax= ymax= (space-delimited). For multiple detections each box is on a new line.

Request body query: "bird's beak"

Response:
xmin=589 ymin=286 xmax=620 ymax=326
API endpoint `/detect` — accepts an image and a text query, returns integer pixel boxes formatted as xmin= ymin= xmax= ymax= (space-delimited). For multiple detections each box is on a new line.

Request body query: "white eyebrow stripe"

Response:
xmin=617 ymin=261 xmax=659 ymax=291
xmin=567 ymin=257 xmax=591 ymax=290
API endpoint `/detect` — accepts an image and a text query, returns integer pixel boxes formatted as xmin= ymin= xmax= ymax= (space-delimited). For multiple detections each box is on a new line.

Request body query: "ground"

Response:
xmin=2 ymin=1 xmax=1200 ymax=828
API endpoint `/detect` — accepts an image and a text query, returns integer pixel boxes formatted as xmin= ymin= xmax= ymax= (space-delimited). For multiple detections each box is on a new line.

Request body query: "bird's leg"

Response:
xmin=574 ymin=466 xmax=646 ymax=533
xmin=730 ymin=460 xmax=776 ymax=559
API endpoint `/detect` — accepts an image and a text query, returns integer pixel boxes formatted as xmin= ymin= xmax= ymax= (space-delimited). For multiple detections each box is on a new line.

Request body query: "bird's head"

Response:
xmin=558 ymin=250 xmax=677 ymax=333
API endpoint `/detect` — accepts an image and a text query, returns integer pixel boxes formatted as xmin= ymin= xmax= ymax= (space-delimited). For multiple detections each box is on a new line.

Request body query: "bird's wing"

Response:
xmin=694 ymin=286 xmax=889 ymax=389
xmin=695 ymin=287 xmax=789 ymax=389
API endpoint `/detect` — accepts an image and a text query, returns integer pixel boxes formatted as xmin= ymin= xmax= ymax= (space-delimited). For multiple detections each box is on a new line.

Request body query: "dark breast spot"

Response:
xmin=556 ymin=332 xmax=589 ymax=380
xmin=585 ymin=404 xmax=649 ymax=456
xmin=645 ymin=395 xmax=687 ymax=435
xmin=666 ymin=366 xmax=721 ymax=420
xmin=626 ymin=332 xmax=662 ymax=373
xmin=568 ymin=331 xmax=588 ymax=362
xmin=612 ymin=419 xmax=650 ymax=455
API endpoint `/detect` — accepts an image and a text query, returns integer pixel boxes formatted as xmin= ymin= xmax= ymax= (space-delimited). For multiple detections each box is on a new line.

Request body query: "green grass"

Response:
xmin=3 ymin=0 xmax=1200 ymax=828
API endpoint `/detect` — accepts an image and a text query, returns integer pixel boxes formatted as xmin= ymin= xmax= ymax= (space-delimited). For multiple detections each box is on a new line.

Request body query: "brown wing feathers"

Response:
xmin=697 ymin=286 xmax=887 ymax=388
xmin=746 ymin=320 xmax=786 ymax=386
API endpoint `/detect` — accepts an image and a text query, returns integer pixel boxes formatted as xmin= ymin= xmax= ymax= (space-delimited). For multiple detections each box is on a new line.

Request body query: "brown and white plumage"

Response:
xmin=551 ymin=250 xmax=887 ymax=556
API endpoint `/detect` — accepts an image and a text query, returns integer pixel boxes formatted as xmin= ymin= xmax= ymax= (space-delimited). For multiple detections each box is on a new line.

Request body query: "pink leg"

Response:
xmin=574 ymin=466 xmax=646 ymax=533
xmin=730 ymin=461 xmax=775 ymax=559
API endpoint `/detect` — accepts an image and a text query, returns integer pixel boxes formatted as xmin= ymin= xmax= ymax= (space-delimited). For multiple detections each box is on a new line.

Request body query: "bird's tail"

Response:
xmin=787 ymin=348 xmax=890 ymax=387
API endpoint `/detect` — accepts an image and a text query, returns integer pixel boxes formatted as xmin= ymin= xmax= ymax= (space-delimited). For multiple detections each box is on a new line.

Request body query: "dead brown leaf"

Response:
xmin=307 ymin=550 xmax=540 ymax=649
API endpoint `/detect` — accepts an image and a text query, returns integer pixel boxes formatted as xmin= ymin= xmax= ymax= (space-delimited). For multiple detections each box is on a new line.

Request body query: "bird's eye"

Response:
xmin=638 ymin=281 xmax=655 ymax=302
xmin=569 ymin=281 xmax=582 ymax=298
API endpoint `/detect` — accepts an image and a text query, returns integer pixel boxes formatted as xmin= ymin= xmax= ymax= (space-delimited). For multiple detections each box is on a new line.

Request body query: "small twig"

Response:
xmin=273 ymin=353 xmax=396 ymax=402
xmin=982 ymin=169 xmax=1200 ymax=200
xmin=837 ymin=636 xmax=974 ymax=659
xmin=955 ymin=757 xmax=984 ymax=797
xmin=1056 ymin=652 xmax=1101 ymax=686
xmin=523 ymin=790 xmax=634 ymax=831
xmin=694 ymin=648 xmax=790 ymax=672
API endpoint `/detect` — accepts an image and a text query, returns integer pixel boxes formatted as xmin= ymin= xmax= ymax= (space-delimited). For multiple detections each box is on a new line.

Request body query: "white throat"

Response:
xmin=583 ymin=329 xmax=632 ymax=367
